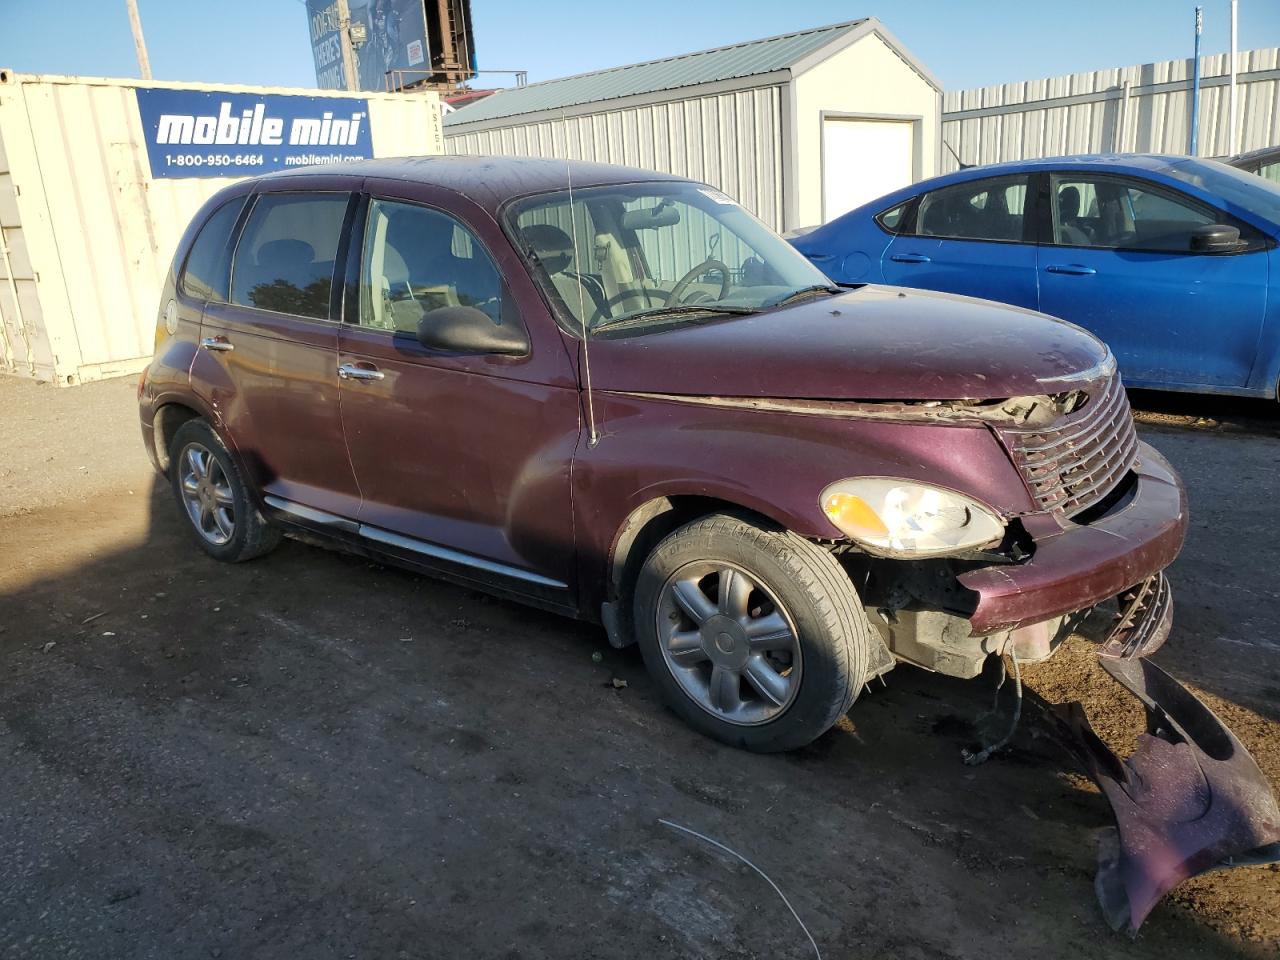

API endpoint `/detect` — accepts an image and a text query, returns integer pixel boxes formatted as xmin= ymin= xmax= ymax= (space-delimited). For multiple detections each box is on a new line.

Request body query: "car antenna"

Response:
xmin=942 ymin=138 xmax=973 ymax=170
xmin=563 ymin=123 xmax=600 ymax=447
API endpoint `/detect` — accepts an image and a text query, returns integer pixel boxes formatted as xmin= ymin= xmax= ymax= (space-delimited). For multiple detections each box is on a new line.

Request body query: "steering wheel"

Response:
xmin=665 ymin=259 xmax=731 ymax=307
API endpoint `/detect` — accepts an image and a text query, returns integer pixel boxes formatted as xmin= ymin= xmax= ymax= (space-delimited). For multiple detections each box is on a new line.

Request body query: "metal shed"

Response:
xmin=444 ymin=18 xmax=941 ymax=233
xmin=0 ymin=72 xmax=443 ymax=386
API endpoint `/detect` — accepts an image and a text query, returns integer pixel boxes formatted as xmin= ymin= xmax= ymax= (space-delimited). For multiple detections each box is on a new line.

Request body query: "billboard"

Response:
xmin=306 ymin=0 xmax=351 ymax=89
xmin=135 ymin=88 xmax=373 ymax=179
xmin=306 ymin=0 xmax=433 ymax=92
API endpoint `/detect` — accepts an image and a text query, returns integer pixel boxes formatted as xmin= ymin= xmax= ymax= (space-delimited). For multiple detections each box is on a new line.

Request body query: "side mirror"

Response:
xmin=416 ymin=305 xmax=528 ymax=356
xmin=1190 ymin=223 xmax=1244 ymax=253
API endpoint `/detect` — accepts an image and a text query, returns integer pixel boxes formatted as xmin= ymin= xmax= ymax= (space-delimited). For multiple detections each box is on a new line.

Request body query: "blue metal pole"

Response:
xmin=1190 ymin=6 xmax=1203 ymax=155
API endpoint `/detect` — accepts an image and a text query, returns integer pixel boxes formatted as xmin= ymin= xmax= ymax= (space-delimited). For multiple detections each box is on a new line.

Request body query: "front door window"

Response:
xmin=1048 ymin=176 xmax=1214 ymax=251
xmin=358 ymin=198 xmax=505 ymax=334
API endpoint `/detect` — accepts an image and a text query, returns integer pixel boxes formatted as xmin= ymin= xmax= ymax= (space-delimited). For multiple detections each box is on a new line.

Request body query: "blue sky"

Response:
xmin=2 ymin=0 xmax=1278 ymax=91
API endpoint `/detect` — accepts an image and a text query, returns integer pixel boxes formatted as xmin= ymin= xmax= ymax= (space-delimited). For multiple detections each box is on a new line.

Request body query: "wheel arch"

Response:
xmin=151 ymin=395 xmax=243 ymax=476
xmin=599 ymin=493 xmax=794 ymax=648
xmin=152 ymin=401 xmax=204 ymax=472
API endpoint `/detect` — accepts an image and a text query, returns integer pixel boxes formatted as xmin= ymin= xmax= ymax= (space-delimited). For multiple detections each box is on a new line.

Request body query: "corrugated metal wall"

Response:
xmin=0 ymin=120 xmax=46 ymax=377
xmin=0 ymin=74 xmax=442 ymax=385
xmin=445 ymin=85 xmax=786 ymax=230
xmin=942 ymin=48 xmax=1280 ymax=172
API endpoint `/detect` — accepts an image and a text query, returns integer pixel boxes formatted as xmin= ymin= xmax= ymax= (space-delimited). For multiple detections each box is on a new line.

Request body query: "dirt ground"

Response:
xmin=0 ymin=376 xmax=1277 ymax=959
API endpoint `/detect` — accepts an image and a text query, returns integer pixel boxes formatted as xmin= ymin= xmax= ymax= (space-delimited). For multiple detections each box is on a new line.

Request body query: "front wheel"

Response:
xmin=633 ymin=513 xmax=872 ymax=752
xmin=169 ymin=419 xmax=281 ymax=563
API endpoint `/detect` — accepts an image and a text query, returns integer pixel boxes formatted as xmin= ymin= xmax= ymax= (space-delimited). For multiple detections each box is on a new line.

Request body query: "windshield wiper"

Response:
xmin=765 ymin=284 xmax=841 ymax=308
xmin=592 ymin=304 xmax=755 ymax=332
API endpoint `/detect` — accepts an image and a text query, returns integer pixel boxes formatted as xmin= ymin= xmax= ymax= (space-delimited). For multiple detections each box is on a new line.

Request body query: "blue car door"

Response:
xmin=881 ymin=173 xmax=1039 ymax=309
xmin=1036 ymin=172 xmax=1268 ymax=389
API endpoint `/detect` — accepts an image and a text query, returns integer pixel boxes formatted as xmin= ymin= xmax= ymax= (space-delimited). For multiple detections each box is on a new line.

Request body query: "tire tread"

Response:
xmin=635 ymin=511 xmax=872 ymax=752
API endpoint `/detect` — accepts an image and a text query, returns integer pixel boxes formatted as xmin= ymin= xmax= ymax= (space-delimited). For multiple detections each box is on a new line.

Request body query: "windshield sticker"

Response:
xmin=697 ymin=188 xmax=735 ymax=205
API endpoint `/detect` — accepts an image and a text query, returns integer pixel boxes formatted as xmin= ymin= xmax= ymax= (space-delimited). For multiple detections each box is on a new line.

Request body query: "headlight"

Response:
xmin=820 ymin=478 xmax=1005 ymax=558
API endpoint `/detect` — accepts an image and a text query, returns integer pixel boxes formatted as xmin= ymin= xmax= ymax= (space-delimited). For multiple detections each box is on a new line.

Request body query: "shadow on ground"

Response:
xmin=1 ymin=468 xmax=1276 ymax=959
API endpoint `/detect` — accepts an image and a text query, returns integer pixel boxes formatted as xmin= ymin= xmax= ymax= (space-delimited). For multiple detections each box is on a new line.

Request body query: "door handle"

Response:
xmin=1045 ymin=264 xmax=1097 ymax=276
xmin=889 ymin=253 xmax=932 ymax=264
xmin=200 ymin=336 xmax=234 ymax=353
xmin=338 ymin=362 xmax=385 ymax=382
xmin=805 ymin=253 xmax=835 ymax=262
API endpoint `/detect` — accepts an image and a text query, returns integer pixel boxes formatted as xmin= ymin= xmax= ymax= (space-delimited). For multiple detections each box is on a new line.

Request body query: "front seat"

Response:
xmin=1056 ymin=187 xmax=1091 ymax=245
xmin=519 ymin=224 xmax=609 ymax=329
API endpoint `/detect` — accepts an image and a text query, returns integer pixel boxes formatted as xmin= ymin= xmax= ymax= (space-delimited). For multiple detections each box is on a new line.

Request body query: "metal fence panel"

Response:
xmin=942 ymin=48 xmax=1280 ymax=172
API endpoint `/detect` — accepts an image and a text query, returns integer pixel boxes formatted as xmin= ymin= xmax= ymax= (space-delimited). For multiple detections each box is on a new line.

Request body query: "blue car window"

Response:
xmin=875 ymin=200 xmax=913 ymax=234
xmin=915 ymin=176 xmax=1029 ymax=242
xmin=1050 ymin=176 xmax=1214 ymax=252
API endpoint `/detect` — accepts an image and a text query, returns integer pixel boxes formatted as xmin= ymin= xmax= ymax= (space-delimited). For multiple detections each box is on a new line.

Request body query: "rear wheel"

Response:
xmin=634 ymin=512 xmax=871 ymax=752
xmin=169 ymin=419 xmax=281 ymax=563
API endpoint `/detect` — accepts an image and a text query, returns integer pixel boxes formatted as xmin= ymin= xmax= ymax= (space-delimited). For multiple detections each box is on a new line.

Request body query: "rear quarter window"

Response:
xmin=179 ymin=198 xmax=245 ymax=302
xmin=874 ymin=200 xmax=914 ymax=234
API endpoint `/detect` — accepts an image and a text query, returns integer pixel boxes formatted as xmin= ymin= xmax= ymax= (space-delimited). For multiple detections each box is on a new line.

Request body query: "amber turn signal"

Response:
xmin=823 ymin=492 xmax=890 ymax=539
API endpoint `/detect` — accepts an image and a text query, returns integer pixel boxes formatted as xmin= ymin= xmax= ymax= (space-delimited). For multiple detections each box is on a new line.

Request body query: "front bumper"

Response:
xmin=1058 ymin=657 xmax=1280 ymax=932
xmin=960 ymin=442 xmax=1187 ymax=636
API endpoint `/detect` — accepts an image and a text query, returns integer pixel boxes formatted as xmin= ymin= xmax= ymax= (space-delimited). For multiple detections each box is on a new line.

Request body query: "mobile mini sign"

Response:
xmin=135 ymin=88 xmax=373 ymax=179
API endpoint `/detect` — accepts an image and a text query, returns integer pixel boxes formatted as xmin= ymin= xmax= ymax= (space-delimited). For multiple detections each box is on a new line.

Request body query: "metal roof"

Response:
xmin=445 ymin=19 xmax=877 ymax=128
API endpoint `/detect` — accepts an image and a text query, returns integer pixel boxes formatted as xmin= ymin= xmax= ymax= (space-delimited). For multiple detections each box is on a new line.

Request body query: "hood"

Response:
xmin=588 ymin=285 xmax=1109 ymax=401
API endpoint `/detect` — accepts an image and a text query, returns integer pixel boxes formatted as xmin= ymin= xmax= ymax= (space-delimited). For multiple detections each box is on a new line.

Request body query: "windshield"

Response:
xmin=1164 ymin=157 xmax=1280 ymax=225
xmin=507 ymin=181 xmax=834 ymax=336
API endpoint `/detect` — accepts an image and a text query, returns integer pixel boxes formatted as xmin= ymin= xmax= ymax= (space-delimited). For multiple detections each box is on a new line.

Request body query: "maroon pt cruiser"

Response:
xmin=140 ymin=156 xmax=1189 ymax=754
xmin=141 ymin=157 xmax=1280 ymax=930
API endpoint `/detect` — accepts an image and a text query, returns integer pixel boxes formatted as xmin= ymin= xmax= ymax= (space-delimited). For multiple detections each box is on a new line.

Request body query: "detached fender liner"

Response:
xmin=1056 ymin=657 xmax=1280 ymax=933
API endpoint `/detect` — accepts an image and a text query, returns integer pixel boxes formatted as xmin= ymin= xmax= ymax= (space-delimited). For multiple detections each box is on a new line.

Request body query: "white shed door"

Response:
xmin=822 ymin=118 xmax=914 ymax=222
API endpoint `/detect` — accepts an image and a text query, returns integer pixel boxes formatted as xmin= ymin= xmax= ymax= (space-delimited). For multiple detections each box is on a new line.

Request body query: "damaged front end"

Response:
xmin=1056 ymin=653 xmax=1280 ymax=934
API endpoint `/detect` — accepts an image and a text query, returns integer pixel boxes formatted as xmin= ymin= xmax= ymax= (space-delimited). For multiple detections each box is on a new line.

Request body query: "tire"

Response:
xmin=168 ymin=419 xmax=281 ymax=563
xmin=633 ymin=512 xmax=871 ymax=752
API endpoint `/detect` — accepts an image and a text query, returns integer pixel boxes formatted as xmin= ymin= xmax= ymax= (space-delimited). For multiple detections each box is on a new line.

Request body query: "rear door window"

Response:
xmin=230 ymin=193 xmax=349 ymax=320
xmin=915 ymin=176 xmax=1030 ymax=241
xmin=180 ymin=198 xmax=244 ymax=302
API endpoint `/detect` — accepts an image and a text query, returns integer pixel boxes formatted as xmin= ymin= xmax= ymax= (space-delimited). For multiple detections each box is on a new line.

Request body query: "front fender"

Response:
xmin=572 ymin=391 xmax=1033 ymax=613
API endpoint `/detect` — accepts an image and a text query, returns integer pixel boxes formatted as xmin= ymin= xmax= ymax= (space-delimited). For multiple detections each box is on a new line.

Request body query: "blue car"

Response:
xmin=791 ymin=155 xmax=1280 ymax=398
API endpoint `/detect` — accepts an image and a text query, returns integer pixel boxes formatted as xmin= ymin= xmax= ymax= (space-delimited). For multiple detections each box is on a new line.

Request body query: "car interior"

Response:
xmin=361 ymin=202 xmax=503 ymax=334
xmin=1050 ymin=179 xmax=1214 ymax=251
xmin=513 ymin=193 xmax=793 ymax=330
xmin=915 ymin=179 xmax=1027 ymax=241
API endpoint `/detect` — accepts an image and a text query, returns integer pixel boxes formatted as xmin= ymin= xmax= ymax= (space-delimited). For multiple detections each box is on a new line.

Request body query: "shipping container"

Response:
xmin=0 ymin=71 xmax=443 ymax=385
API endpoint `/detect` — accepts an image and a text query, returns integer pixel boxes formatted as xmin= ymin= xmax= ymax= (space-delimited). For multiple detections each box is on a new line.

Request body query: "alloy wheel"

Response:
xmin=178 ymin=443 xmax=236 ymax=546
xmin=655 ymin=562 xmax=802 ymax=726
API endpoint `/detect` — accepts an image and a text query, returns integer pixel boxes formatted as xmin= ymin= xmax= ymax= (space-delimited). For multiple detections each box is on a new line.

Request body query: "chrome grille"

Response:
xmin=1000 ymin=372 xmax=1139 ymax=518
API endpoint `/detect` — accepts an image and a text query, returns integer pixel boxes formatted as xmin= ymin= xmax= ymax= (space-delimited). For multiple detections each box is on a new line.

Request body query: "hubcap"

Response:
xmin=656 ymin=562 xmax=802 ymax=726
xmin=178 ymin=443 xmax=235 ymax=546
